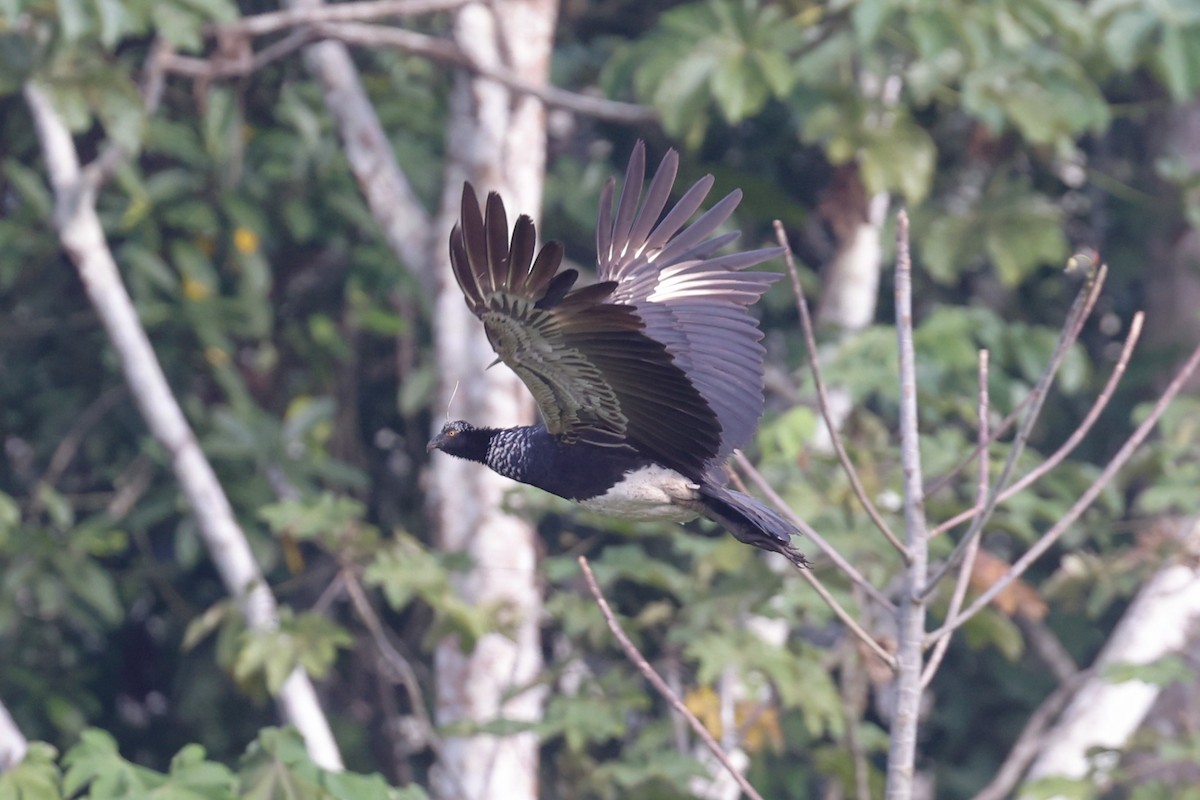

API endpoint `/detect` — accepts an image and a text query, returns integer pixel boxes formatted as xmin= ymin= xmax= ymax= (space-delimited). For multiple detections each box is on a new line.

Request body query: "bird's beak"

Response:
xmin=426 ymin=438 xmax=440 ymax=453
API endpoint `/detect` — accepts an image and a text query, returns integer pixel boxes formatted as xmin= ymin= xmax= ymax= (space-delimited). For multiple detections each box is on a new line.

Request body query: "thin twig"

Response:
xmin=970 ymin=668 xmax=1093 ymax=800
xmin=733 ymin=452 xmax=896 ymax=614
xmin=1018 ymin=617 xmax=1078 ymax=684
xmin=920 ymin=264 xmax=1108 ymax=597
xmin=928 ymin=338 xmax=1200 ymax=643
xmin=726 ymin=460 xmax=897 ymax=666
xmin=82 ymin=37 xmax=171 ymax=189
xmin=930 ymin=311 xmax=1144 ymax=538
xmin=343 ymin=572 xmax=475 ymax=800
xmin=839 ymin=631 xmax=873 ymax=800
xmin=163 ymin=18 xmax=656 ymax=124
xmin=797 ymin=561 xmax=897 ymax=670
xmin=161 ymin=29 xmax=318 ymax=79
xmin=922 ymin=394 xmax=1031 ymax=499
xmin=315 ymin=22 xmax=657 ymax=124
xmin=773 ymin=221 xmax=907 ymax=558
xmin=921 ymin=350 xmax=989 ymax=687
xmin=31 ymin=385 xmax=127 ymax=512
xmin=213 ymin=0 xmax=471 ymax=36
xmin=884 ymin=209 xmax=929 ymax=800
xmin=578 ymin=557 xmax=766 ymax=800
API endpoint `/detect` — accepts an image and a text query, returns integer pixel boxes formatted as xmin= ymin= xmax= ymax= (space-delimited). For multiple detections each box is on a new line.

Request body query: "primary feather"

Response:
xmin=434 ymin=142 xmax=805 ymax=564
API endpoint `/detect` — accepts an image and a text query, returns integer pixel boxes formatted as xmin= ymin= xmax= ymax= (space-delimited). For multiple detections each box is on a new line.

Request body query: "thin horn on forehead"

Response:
xmin=446 ymin=381 xmax=461 ymax=424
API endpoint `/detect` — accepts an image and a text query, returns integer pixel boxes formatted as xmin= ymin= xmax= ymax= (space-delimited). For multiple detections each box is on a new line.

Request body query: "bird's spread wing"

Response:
xmin=596 ymin=142 xmax=782 ymax=469
xmin=449 ymin=185 xmax=722 ymax=478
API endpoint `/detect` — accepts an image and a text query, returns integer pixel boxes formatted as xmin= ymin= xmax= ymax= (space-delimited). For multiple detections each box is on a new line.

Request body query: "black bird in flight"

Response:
xmin=429 ymin=142 xmax=806 ymax=565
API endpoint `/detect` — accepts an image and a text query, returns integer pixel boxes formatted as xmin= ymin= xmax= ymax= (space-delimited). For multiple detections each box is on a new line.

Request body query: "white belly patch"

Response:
xmin=577 ymin=465 xmax=701 ymax=522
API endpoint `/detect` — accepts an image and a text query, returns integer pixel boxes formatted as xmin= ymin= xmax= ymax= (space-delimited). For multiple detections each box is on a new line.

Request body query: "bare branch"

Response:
xmin=920 ymin=264 xmax=1108 ymax=598
xmin=1018 ymin=617 xmax=1078 ymax=685
xmin=922 ymin=349 xmax=989 ymax=688
xmin=32 ymin=385 xmax=126 ymax=511
xmin=217 ymin=0 xmax=472 ymax=37
xmin=773 ymin=221 xmax=907 ymax=558
xmin=885 ymin=209 xmax=929 ymax=800
xmin=578 ymin=557 xmax=766 ymax=800
xmin=801 ymin=562 xmax=898 ymax=671
xmin=922 ymin=393 xmax=1031 ymax=499
xmin=930 ymin=312 xmax=1144 ymax=538
xmin=81 ymin=37 xmax=171 ymax=189
xmin=24 ymin=81 xmax=343 ymax=772
xmin=341 ymin=570 xmax=476 ymax=800
xmin=970 ymin=669 xmax=1093 ymax=800
xmin=837 ymin=640 xmax=873 ymax=800
xmin=315 ymin=22 xmax=656 ymax=124
xmin=929 ymin=337 xmax=1200 ymax=642
xmin=280 ymin=1 xmax=434 ymax=294
xmin=733 ymin=453 xmax=896 ymax=614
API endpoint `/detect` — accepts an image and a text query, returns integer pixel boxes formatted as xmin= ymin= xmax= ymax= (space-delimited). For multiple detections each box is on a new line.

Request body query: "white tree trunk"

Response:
xmin=0 ymin=699 xmax=27 ymax=772
xmin=816 ymin=170 xmax=888 ymax=333
xmin=1023 ymin=518 xmax=1200 ymax=794
xmin=23 ymin=83 xmax=343 ymax=772
xmin=429 ymin=3 xmax=557 ymax=798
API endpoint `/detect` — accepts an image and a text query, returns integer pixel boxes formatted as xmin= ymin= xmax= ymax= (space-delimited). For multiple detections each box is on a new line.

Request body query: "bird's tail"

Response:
xmin=698 ymin=485 xmax=808 ymax=566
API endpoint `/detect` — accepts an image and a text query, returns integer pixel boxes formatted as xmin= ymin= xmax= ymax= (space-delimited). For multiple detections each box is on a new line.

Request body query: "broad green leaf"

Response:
xmin=985 ymin=213 xmax=1068 ymax=286
xmin=238 ymin=729 xmax=323 ymax=800
xmin=859 ymin=115 xmax=937 ymax=204
xmin=1158 ymin=25 xmax=1200 ymax=102
xmin=1103 ymin=654 xmax=1192 ymax=687
xmin=1102 ymin=8 xmax=1157 ymax=71
xmin=95 ymin=0 xmax=136 ymax=49
xmin=62 ymin=729 xmax=163 ymax=796
xmin=960 ymin=607 xmax=1024 ymax=660
xmin=152 ymin=2 xmax=204 ymax=52
xmin=0 ymin=742 xmax=61 ymax=800
xmin=177 ymin=0 xmax=239 ymax=25
xmin=852 ymin=0 xmax=891 ymax=46
xmin=54 ymin=0 xmax=90 ymax=41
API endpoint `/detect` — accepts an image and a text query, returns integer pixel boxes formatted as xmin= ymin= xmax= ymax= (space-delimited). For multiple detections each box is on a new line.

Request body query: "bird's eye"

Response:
xmin=446 ymin=429 xmax=457 ymax=437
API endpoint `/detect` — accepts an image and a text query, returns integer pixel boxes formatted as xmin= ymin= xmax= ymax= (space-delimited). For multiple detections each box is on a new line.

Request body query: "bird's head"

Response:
xmin=427 ymin=420 xmax=489 ymax=462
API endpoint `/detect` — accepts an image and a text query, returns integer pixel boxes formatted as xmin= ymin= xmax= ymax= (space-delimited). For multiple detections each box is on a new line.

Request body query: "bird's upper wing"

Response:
xmin=449 ymin=184 xmax=722 ymax=478
xmin=596 ymin=141 xmax=782 ymax=469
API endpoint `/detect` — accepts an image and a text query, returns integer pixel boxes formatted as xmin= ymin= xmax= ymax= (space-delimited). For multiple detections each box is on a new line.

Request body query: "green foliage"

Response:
xmin=0 ymin=743 xmax=61 ymax=800
xmin=363 ymin=533 xmax=498 ymax=650
xmin=3 ymin=0 xmax=1198 ymax=797
xmin=1130 ymin=397 xmax=1200 ymax=516
xmin=231 ymin=611 xmax=353 ymax=693
xmin=613 ymin=0 xmax=804 ymax=145
xmin=0 ymin=728 xmax=425 ymax=800
xmin=1092 ymin=0 xmax=1200 ymax=101
xmin=919 ymin=175 xmax=1070 ymax=286
xmin=1103 ymin=654 xmax=1193 ymax=688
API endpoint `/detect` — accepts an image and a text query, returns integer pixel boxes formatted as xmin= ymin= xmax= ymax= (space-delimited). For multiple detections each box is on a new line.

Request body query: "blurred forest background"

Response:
xmin=2 ymin=0 xmax=1200 ymax=798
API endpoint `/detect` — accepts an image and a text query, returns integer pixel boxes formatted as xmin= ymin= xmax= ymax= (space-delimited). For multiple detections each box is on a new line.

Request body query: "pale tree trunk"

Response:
xmin=1021 ymin=97 xmax=1200 ymax=795
xmin=815 ymin=165 xmax=888 ymax=333
xmin=0 ymin=699 xmax=26 ymax=772
xmin=24 ymin=82 xmax=344 ymax=772
xmin=1023 ymin=518 xmax=1200 ymax=794
xmin=428 ymin=3 xmax=557 ymax=799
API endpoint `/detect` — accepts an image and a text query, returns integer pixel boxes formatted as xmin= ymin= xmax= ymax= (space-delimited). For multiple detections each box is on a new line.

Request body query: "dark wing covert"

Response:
xmin=448 ymin=184 xmax=722 ymax=478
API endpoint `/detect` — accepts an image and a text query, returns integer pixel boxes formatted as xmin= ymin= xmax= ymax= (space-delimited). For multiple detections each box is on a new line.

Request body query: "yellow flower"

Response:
xmin=183 ymin=277 xmax=211 ymax=301
xmin=233 ymin=227 xmax=260 ymax=255
xmin=204 ymin=346 xmax=229 ymax=367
